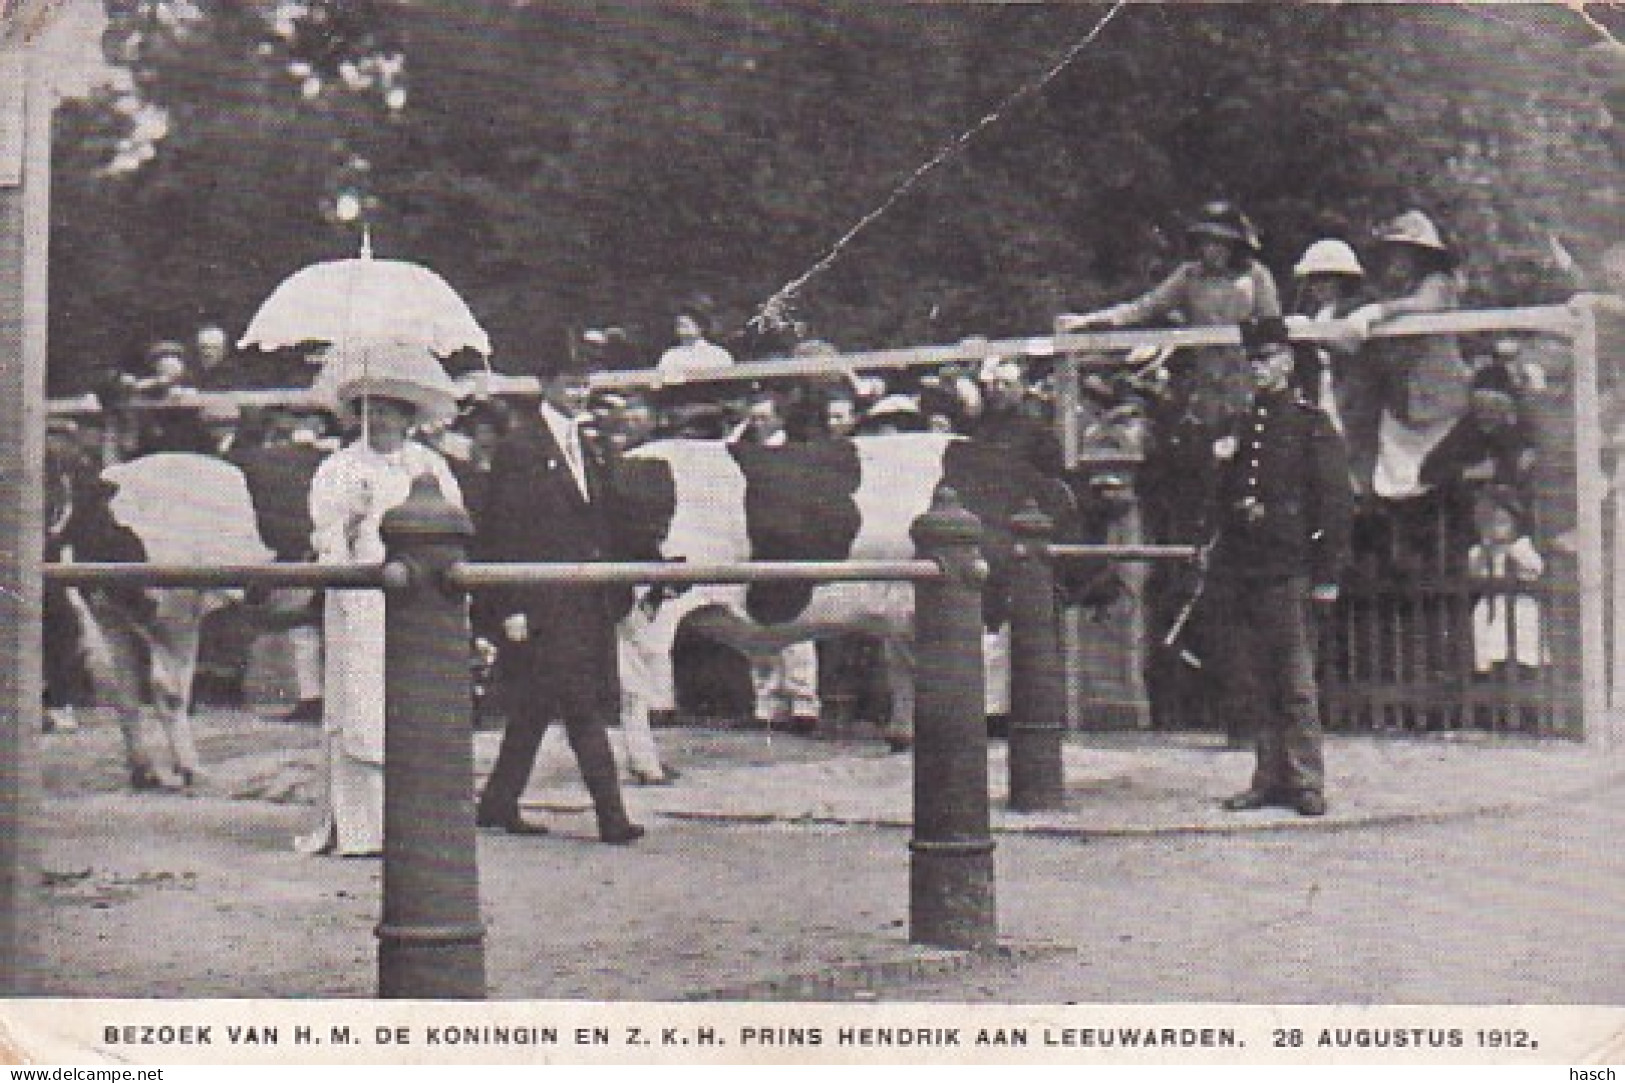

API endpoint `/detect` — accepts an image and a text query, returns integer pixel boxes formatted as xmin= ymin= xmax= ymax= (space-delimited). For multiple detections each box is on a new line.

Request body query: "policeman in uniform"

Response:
xmin=1207 ymin=317 xmax=1353 ymax=816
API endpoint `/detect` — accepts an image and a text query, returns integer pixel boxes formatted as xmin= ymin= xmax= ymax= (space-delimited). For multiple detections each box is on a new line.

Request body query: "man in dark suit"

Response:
xmin=473 ymin=353 xmax=644 ymax=844
xmin=969 ymin=356 xmax=1064 ymax=479
xmin=1209 ymin=317 xmax=1353 ymax=817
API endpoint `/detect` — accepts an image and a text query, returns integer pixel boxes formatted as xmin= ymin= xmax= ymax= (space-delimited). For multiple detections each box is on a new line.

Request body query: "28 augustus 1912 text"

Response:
xmin=98 ymin=1022 xmax=1545 ymax=1053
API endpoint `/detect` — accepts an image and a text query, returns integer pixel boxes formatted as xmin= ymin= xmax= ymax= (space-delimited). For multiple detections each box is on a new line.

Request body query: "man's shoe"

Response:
xmin=882 ymin=727 xmax=913 ymax=753
xmin=1294 ymin=791 xmax=1327 ymax=817
xmin=1221 ymin=789 xmax=1279 ymax=811
xmin=476 ymin=810 xmax=550 ymax=836
xmin=284 ymin=699 xmax=323 ymax=726
xmin=600 ymin=822 xmax=646 ymax=846
xmin=130 ymin=766 xmax=165 ymax=792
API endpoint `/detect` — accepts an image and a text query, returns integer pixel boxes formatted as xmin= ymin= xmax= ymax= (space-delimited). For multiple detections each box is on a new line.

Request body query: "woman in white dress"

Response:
xmin=296 ymin=354 xmax=463 ymax=857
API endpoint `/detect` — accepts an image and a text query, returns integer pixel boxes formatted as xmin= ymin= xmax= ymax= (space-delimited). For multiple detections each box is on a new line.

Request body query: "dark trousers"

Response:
xmin=817 ymin=634 xmax=887 ymax=728
xmin=42 ymin=584 xmax=89 ymax=708
xmin=1207 ymin=575 xmax=1326 ymax=797
xmin=477 ymin=645 xmax=632 ymax=835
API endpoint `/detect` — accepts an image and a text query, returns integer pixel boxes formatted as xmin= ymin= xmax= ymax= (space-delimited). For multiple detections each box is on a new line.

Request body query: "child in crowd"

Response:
xmin=1467 ymin=485 xmax=1545 ymax=679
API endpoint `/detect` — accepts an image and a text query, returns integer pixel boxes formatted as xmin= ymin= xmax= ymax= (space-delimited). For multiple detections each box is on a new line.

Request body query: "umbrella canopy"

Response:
xmin=239 ymin=244 xmax=491 ymax=358
xmin=311 ymin=338 xmax=461 ymax=427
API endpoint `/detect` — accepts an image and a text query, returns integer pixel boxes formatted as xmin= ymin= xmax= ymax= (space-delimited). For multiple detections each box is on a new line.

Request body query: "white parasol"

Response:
xmin=238 ymin=233 xmax=491 ymax=359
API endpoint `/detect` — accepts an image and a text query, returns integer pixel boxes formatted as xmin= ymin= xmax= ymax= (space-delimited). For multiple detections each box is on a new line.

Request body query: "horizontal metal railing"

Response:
xmin=1047 ymin=543 xmax=1198 ymax=562
xmin=449 ymin=559 xmax=942 ymax=588
xmin=43 ymin=559 xmax=944 ymax=590
xmin=46 ymin=304 xmax=1583 ymax=414
xmin=43 ymin=545 xmax=1198 ymax=591
xmin=592 ymin=305 xmax=1581 ymax=391
xmin=44 ymin=562 xmax=385 ymax=589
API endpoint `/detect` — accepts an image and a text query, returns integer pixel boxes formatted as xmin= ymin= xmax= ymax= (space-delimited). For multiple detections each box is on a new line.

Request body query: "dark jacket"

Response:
xmin=970 ymin=406 xmax=1064 ymax=479
xmin=230 ymin=441 xmax=328 ymax=561
xmin=1417 ymin=415 xmax=1533 ymax=492
xmin=1140 ymin=409 xmax=1217 ymax=546
xmin=472 ymin=413 xmax=623 ymax=713
xmin=1208 ymin=390 xmax=1353 ymax=584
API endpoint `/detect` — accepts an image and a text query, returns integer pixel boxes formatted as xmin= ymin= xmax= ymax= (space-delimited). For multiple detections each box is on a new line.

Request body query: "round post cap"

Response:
xmin=1010 ymin=498 xmax=1056 ymax=539
xmin=380 ymin=472 xmax=474 ymax=542
xmin=911 ymin=485 xmax=984 ymax=550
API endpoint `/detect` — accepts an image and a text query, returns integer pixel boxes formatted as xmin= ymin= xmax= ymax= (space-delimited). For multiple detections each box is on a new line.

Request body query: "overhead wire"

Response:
xmin=747 ymin=0 xmax=1131 ymax=335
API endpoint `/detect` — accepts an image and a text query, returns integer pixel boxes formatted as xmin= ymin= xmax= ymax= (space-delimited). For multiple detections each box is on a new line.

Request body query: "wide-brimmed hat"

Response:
xmin=314 ymin=338 xmax=459 ymax=426
xmin=675 ymin=293 xmax=718 ymax=332
xmin=1376 ymin=211 xmax=1455 ymax=265
xmin=979 ymin=359 xmax=1024 ymax=387
xmin=1293 ymin=239 xmax=1365 ymax=279
xmin=866 ymin=392 xmax=922 ymax=418
xmin=1186 ymin=201 xmax=1262 ymax=254
xmin=860 ymin=393 xmax=925 ymax=434
xmin=145 ymin=339 xmax=188 ymax=363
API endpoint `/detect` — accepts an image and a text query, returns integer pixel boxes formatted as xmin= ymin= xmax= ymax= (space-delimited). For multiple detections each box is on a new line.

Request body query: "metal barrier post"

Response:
xmin=1052 ymin=324 xmax=1084 ymax=734
xmin=377 ymin=474 xmax=485 ymax=998
xmin=1008 ymin=501 xmax=1066 ymax=811
xmin=908 ymin=487 xmax=995 ymax=950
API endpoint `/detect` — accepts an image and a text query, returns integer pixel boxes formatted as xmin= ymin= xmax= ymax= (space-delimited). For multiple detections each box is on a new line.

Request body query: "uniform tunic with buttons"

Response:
xmin=1209 ymin=390 xmax=1352 ymax=584
xmin=1205 ymin=390 xmax=1353 ymax=798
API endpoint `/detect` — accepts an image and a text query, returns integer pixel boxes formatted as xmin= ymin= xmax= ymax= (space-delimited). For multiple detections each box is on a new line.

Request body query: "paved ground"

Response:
xmin=25 ymin=710 xmax=1625 ymax=1002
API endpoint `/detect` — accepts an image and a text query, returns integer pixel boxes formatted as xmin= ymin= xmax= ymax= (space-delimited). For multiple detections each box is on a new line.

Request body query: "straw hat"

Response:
xmin=1293 ymin=239 xmax=1365 ymax=279
xmin=145 ymin=339 xmax=188 ymax=364
xmin=862 ymin=394 xmax=925 ymax=430
xmin=1375 ymin=211 xmax=1455 ymax=266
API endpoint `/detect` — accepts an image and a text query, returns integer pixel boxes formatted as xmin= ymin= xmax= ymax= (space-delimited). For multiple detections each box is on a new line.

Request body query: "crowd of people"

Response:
xmin=41 ymin=198 xmax=1581 ymax=832
xmin=1072 ymin=202 xmax=1572 ymax=749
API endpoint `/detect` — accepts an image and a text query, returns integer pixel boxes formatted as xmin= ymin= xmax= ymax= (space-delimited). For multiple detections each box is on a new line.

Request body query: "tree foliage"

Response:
xmin=46 ymin=1 xmax=1623 ymax=391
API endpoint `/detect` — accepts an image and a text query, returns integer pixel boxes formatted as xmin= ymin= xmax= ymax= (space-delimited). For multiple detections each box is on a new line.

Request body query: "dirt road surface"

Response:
xmin=25 ymin=710 xmax=1625 ymax=1002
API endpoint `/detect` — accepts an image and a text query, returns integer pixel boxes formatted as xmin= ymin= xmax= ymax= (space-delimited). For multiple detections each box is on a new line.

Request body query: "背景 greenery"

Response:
xmin=46 ymin=1 xmax=1624 ymax=391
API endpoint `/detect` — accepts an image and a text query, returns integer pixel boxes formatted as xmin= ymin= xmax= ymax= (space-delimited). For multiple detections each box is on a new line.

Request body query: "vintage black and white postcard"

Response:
xmin=1 ymin=0 xmax=1622 ymax=1070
